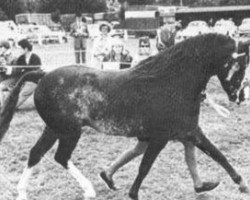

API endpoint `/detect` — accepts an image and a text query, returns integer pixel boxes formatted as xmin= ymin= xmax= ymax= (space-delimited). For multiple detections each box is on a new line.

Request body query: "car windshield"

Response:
xmin=50 ymin=26 xmax=63 ymax=31
xmin=33 ymin=26 xmax=51 ymax=33
xmin=215 ymin=21 xmax=234 ymax=27
xmin=188 ymin=21 xmax=207 ymax=27
xmin=19 ymin=26 xmax=33 ymax=34
xmin=242 ymin=19 xmax=250 ymax=24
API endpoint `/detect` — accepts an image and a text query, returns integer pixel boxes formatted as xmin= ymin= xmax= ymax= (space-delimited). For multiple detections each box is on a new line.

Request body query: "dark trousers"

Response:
xmin=75 ymin=49 xmax=86 ymax=64
xmin=74 ymin=37 xmax=87 ymax=64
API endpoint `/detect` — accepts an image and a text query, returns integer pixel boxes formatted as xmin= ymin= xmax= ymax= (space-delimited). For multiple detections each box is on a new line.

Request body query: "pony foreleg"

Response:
xmin=16 ymin=167 xmax=33 ymax=200
xmin=190 ymin=127 xmax=249 ymax=193
xmin=68 ymin=161 xmax=96 ymax=199
xmin=129 ymin=138 xmax=168 ymax=200
xmin=54 ymin=136 xmax=96 ymax=199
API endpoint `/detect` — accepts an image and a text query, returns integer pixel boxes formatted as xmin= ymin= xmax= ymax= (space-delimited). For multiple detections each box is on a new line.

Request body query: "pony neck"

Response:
xmin=130 ymin=43 xmax=214 ymax=98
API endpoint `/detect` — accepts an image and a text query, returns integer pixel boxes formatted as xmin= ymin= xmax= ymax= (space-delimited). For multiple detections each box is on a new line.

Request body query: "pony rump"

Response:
xmin=0 ymin=70 xmax=45 ymax=142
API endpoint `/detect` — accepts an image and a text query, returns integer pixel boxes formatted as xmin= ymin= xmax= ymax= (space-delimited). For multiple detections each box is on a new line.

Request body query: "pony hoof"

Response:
xmin=195 ymin=181 xmax=220 ymax=193
xmin=239 ymin=186 xmax=250 ymax=193
xmin=129 ymin=193 xmax=138 ymax=200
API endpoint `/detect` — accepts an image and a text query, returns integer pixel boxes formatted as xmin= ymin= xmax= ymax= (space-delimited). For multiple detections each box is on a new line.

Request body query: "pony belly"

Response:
xmin=94 ymin=118 xmax=144 ymax=138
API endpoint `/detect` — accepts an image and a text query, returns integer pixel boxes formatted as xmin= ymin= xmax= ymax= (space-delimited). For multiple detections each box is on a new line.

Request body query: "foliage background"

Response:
xmin=1 ymin=0 xmax=250 ymax=21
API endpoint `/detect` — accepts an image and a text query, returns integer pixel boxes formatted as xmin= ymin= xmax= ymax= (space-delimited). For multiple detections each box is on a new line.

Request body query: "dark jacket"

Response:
xmin=103 ymin=50 xmax=133 ymax=69
xmin=13 ymin=53 xmax=41 ymax=77
xmin=16 ymin=53 xmax=41 ymax=66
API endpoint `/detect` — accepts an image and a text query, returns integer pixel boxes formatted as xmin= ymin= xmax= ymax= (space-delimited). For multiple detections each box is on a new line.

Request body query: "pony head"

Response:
xmin=215 ymin=37 xmax=250 ymax=103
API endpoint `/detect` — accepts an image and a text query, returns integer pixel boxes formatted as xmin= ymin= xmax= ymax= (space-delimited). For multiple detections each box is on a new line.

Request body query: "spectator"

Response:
xmin=132 ymin=37 xmax=156 ymax=67
xmin=0 ymin=55 xmax=6 ymax=66
xmin=103 ymin=38 xmax=133 ymax=69
xmin=156 ymin=22 xmax=177 ymax=52
xmin=0 ymin=40 xmax=16 ymax=65
xmin=70 ymin=11 xmax=89 ymax=64
xmin=14 ymin=39 xmax=41 ymax=108
xmin=0 ymin=39 xmax=41 ymax=108
xmin=92 ymin=23 xmax=113 ymax=69
xmin=138 ymin=36 xmax=151 ymax=56
xmin=208 ymin=18 xmax=214 ymax=27
xmin=0 ymin=40 xmax=17 ymax=107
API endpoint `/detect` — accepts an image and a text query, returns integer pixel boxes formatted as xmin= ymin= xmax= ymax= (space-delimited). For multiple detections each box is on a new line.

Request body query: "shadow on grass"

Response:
xmin=196 ymin=193 xmax=214 ymax=200
xmin=16 ymin=106 xmax=36 ymax=113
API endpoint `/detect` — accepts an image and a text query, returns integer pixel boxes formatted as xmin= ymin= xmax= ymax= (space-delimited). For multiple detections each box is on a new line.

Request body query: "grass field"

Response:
xmin=0 ymin=39 xmax=250 ymax=200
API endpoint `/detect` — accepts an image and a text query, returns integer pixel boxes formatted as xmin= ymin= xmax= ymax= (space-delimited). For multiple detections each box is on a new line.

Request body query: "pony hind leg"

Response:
xmin=129 ymin=138 xmax=168 ymax=200
xmin=54 ymin=135 xmax=96 ymax=199
xmin=189 ymin=127 xmax=249 ymax=193
xmin=17 ymin=126 xmax=57 ymax=200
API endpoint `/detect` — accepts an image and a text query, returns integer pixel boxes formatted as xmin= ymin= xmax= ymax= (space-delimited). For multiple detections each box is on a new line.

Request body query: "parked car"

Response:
xmin=213 ymin=19 xmax=238 ymax=37
xmin=110 ymin=22 xmax=125 ymax=38
xmin=49 ymin=25 xmax=68 ymax=43
xmin=175 ymin=20 xmax=210 ymax=43
xmin=18 ymin=24 xmax=67 ymax=45
xmin=238 ymin=18 xmax=250 ymax=36
xmin=0 ymin=21 xmax=26 ymax=45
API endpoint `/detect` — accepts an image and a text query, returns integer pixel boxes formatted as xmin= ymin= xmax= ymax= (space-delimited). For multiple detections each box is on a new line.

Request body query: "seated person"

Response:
xmin=0 ymin=40 xmax=16 ymax=65
xmin=103 ymin=38 xmax=133 ymax=70
xmin=138 ymin=36 xmax=151 ymax=56
xmin=0 ymin=55 xmax=6 ymax=66
xmin=0 ymin=39 xmax=41 ymax=108
xmin=0 ymin=40 xmax=18 ymax=107
xmin=15 ymin=39 xmax=41 ymax=108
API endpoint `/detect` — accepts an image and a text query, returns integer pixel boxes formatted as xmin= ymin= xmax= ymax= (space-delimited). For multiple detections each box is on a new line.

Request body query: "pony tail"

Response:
xmin=0 ymin=70 xmax=45 ymax=142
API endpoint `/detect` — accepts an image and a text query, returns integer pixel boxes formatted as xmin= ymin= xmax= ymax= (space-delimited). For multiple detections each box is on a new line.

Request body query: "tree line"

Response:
xmin=0 ymin=0 xmax=250 ymax=20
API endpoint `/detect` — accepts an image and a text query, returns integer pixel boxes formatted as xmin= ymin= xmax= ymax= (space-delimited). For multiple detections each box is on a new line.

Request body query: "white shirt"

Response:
xmin=25 ymin=52 xmax=32 ymax=65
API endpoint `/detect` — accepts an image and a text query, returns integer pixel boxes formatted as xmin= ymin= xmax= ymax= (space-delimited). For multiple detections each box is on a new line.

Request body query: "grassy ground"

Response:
xmin=0 ymin=39 xmax=250 ymax=200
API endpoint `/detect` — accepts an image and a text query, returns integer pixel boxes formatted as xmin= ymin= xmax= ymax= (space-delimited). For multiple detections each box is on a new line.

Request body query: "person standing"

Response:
xmin=92 ymin=23 xmax=113 ymax=69
xmin=70 ymin=11 xmax=89 ymax=64
xmin=156 ymin=22 xmax=177 ymax=52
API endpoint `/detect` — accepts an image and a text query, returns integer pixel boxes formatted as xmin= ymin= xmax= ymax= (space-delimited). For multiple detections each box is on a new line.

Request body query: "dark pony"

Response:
xmin=0 ymin=34 xmax=249 ymax=200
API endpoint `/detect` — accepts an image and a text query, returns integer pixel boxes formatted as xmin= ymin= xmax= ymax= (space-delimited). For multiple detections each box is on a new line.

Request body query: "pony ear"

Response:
xmin=240 ymin=40 xmax=250 ymax=46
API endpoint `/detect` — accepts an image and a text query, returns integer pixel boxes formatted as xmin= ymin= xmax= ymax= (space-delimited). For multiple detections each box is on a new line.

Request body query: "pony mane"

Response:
xmin=106 ymin=34 xmax=235 ymax=121
xmin=131 ymin=33 xmax=235 ymax=80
